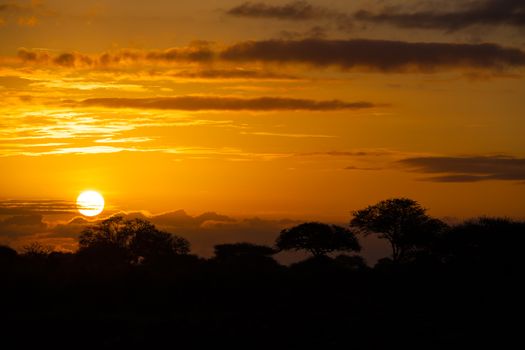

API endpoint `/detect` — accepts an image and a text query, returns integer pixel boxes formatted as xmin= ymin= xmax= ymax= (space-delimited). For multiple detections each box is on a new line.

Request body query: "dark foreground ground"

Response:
xmin=1 ymin=251 xmax=523 ymax=349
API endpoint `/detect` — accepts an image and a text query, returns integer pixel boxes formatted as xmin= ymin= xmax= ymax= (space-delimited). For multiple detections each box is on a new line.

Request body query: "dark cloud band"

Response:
xmin=78 ymin=96 xmax=375 ymax=111
xmin=227 ymin=1 xmax=329 ymax=20
xmin=398 ymin=155 xmax=525 ymax=182
xmin=221 ymin=39 xmax=525 ymax=72
xmin=355 ymin=0 xmax=525 ymax=31
xmin=16 ymin=38 xmax=525 ymax=73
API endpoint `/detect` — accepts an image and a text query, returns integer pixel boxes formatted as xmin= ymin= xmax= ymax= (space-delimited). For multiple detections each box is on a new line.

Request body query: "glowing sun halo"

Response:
xmin=77 ymin=190 xmax=105 ymax=217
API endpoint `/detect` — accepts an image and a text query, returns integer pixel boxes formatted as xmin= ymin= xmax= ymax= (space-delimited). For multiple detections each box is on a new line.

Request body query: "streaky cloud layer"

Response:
xmin=13 ymin=38 xmax=525 ymax=73
xmin=77 ymin=96 xmax=375 ymax=111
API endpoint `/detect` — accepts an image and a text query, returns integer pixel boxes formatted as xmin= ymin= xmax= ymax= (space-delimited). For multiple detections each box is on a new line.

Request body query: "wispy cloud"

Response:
xmin=240 ymin=131 xmax=335 ymax=138
xmin=76 ymin=96 xmax=376 ymax=111
xmin=94 ymin=137 xmax=153 ymax=144
xmin=171 ymin=68 xmax=299 ymax=81
xmin=0 ymin=0 xmax=55 ymax=28
xmin=296 ymin=150 xmax=397 ymax=157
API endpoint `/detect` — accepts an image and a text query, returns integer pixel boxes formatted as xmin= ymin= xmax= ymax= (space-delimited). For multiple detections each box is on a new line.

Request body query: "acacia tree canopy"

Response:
xmin=79 ymin=216 xmax=190 ymax=264
xmin=350 ymin=198 xmax=447 ymax=262
xmin=276 ymin=222 xmax=361 ymax=257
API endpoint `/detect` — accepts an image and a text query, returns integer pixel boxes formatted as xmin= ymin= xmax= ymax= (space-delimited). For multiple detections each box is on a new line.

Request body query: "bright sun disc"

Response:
xmin=77 ymin=190 xmax=104 ymax=217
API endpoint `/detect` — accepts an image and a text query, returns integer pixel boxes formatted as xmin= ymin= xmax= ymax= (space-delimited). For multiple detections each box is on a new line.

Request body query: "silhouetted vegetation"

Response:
xmin=0 ymin=198 xmax=523 ymax=347
xmin=78 ymin=216 xmax=190 ymax=265
xmin=276 ymin=222 xmax=361 ymax=257
xmin=351 ymin=198 xmax=448 ymax=262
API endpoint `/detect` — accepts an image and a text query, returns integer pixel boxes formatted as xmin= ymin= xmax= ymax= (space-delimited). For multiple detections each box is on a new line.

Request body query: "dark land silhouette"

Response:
xmin=1 ymin=198 xmax=524 ymax=348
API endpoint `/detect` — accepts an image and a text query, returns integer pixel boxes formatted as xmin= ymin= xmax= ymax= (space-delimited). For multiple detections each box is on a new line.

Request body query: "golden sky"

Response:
xmin=1 ymin=0 xmax=524 ymax=252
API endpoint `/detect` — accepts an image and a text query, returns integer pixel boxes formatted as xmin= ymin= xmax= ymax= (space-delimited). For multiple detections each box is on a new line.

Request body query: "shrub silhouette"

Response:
xmin=439 ymin=217 xmax=525 ymax=269
xmin=334 ymin=254 xmax=369 ymax=271
xmin=214 ymin=242 xmax=277 ymax=259
xmin=21 ymin=242 xmax=52 ymax=258
xmin=212 ymin=242 xmax=281 ymax=276
xmin=351 ymin=198 xmax=448 ymax=263
xmin=0 ymin=245 xmax=17 ymax=266
xmin=276 ymin=222 xmax=361 ymax=257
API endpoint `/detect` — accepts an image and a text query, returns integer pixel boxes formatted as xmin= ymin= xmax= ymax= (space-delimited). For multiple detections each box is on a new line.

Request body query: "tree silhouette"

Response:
xmin=78 ymin=215 xmax=190 ymax=264
xmin=350 ymin=198 xmax=447 ymax=263
xmin=276 ymin=222 xmax=361 ymax=257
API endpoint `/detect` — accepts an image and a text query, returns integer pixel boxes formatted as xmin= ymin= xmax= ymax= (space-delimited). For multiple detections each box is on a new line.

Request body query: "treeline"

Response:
xmin=1 ymin=198 xmax=524 ymax=348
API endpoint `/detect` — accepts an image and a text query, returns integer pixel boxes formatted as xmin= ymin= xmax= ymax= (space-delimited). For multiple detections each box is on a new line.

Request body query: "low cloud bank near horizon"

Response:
xmin=0 ymin=208 xmax=389 ymax=264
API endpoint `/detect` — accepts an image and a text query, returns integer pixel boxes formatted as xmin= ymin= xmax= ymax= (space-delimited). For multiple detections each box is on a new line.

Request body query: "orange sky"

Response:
xmin=1 ymin=0 xmax=524 ymax=252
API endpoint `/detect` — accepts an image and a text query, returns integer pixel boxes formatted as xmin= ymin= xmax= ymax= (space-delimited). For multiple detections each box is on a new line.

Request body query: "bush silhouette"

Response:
xmin=214 ymin=242 xmax=277 ymax=259
xmin=0 ymin=245 xmax=17 ymax=266
xmin=439 ymin=217 xmax=525 ymax=269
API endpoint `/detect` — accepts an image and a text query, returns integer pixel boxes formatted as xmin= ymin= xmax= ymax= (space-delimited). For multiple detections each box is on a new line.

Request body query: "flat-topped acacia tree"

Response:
xmin=276 ymin=222 xmax=361 ymax=257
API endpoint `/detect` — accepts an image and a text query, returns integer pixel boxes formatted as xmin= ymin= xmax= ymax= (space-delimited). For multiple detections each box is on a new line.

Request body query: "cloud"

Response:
xmin=297 ymin=150 xmax=394 ymax=157
xmin=0 ymin=75 xmax=34 ymax=89
xmin=344 ymin=165 xmax=383 ymax=171
xmin=16 ymin=15 xmax=37 ymax=26
xmin=355 ymin=0 xmax=525 ymax=31
xmin=145 ymin=42 xmax=214 ymax=62
xmin=171 ymin=68 xmax=299 ymax=80
xmin=0 ymin=214 xmax=47 ymax=239
xmin=240 ymin=131 xmax=335 ymax=138
xmin=94 ymin=137 xmax=153 ymax=144
xmin=0 ymin=200 xmax=78 ymax=215
xmin=0 ymin=0 xmax=54 ymax=27
xmin=221 ymin=39 xmax=525 ymax=72
xmin=16 ymin=43 xmax=214 ymax=68
xmin=226 ymin=1 xmax=352 ymax=31
xmin=227 ymin=1 xmax=331 ymax=20
xmin=14 ymin=38 xmax=525 ymax=73
xmin=398 ymin=155 xmax=525 ymax=182
xmin=76 ymin=96 xmax=375 ymax=111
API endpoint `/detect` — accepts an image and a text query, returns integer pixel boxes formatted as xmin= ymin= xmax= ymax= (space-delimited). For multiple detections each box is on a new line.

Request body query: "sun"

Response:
xmin=77 ymin=190 xmax=105 ymax=217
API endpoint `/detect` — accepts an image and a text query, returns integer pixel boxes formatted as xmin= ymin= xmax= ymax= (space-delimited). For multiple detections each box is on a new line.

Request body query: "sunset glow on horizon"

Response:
xmin=1 ymin=0 xmax=524 ymax=253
